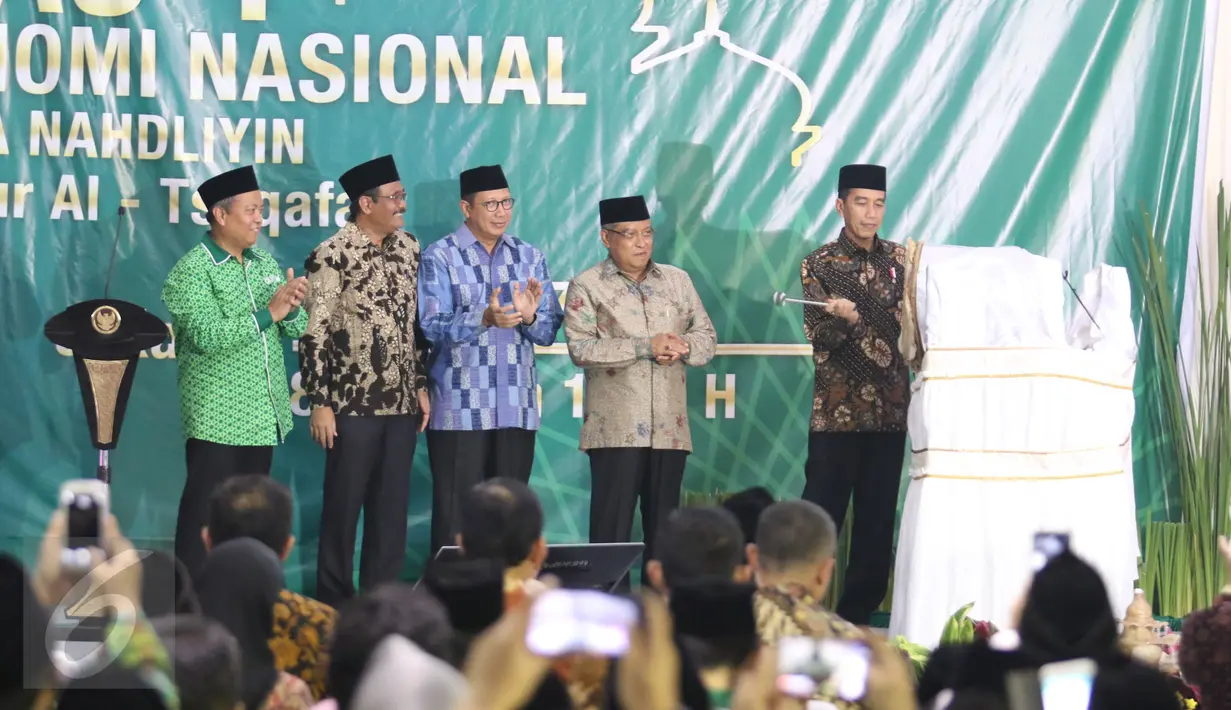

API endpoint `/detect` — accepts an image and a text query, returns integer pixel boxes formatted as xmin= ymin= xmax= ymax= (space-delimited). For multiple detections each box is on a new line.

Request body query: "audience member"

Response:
xmin=457 ymin=477 xmax=549 ymax=605
xmin=196 ymin=538 xmax=313 ymax=710
xmin=923 ymin=551 xmax=1177 ymax=710
xmin=56 ymin=667 xmax=169 ymax=710
xmin=748 ymin=500 xmax=866 ymax=709
xmin=645 ymin=506 xmax=751 ymax=595
xmin=607 ymin=506 xmax=753 ymax=710
xmin=346 ymin=636 xmax=467 ymax=710
xmin=325 ymin=583 xmax=455 ymax=709
xmin=1178 ymin=536 xmax=1231 ymax=710
xmin=0 ymin=553 xmax=55 ymax=710
xmin=140 ymin=550 xmax=201 ymax=618
xmin=721 ymin=487 xmax=775 ymax=563
xmin=205 ymin=474 xmax=337 ymax=699
xmin=671 ymin=581 xmax=761 ymax=709
xmin=204 ymin=475 xmax=296 ymax=558
xmin=150 ymin=615 xmax=242 ymax=710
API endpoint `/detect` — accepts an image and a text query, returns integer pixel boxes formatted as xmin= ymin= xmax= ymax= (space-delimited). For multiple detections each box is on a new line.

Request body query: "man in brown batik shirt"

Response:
xmin=798 ymin=163 xmax=909 ymax=626
xmin=300 ymin=154 xmax=430 ymax=606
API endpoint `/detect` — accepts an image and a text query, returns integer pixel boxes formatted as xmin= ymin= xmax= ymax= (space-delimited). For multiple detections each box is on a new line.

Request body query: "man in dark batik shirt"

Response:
xmin=798 ymin=163 xmax=909 ymax=626
xmin=300 ymin=154 xmax=430 ymax=606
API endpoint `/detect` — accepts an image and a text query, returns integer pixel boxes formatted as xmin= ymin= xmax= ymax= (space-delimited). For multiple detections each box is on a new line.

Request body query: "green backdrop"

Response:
xmin=0 ymin=0 xmax=1203 ymax=594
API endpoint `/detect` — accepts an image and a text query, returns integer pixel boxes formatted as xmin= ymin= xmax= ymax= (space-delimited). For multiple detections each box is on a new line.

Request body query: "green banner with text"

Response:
xmin=0 ymin=0 xmax=1203 ymax=592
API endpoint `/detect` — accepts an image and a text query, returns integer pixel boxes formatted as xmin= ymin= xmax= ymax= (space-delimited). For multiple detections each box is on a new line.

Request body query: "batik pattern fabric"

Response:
xmin=801 ymin=231 xmax=910 ymax=433
xmin=563 ymin=259 xmax=716 ymax=452
xmin=300 ymin=222 xmax=429 ymax=417
xmin=754 ymin=584 xmax=868 ymax=710
xmin=417 ymin=224 xmax=563 ymax=431
xmin=270 ymin=589 xmax=337 ymax=701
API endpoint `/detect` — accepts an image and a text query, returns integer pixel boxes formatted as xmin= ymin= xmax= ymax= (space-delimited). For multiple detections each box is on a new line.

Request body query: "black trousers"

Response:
xmin=175 ymin=439 xmax=273 ymax=578
xmin=315 ymin=414 xmax=421 ymax=607
xmin=802 ymin=430 xmax=906 ymax=625
xmin=426 ymin=428 xmax=536 ymax=555
xmin=587 ymin=447 xmax=688 ymax=581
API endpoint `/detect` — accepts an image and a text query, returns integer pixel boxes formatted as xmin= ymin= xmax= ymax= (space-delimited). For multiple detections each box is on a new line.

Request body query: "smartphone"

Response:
xmin=1032 ymin=531 xmax=1070 ymax=571
xmin=776 ymin=636 xmax=871 ymax=702
xmin=1039 ymin=658 xmax=1096 ymax=710
xmin=59 ymin=479 xmax=109 ymax=571
xmin=524 ymin=589 xmax=639 ymax=657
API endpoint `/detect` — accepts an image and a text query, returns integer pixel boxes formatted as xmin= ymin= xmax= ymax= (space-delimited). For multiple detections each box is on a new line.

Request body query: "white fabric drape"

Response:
xmin=1180 ymin=0 xmax=1226 ymax=429
xmin=890 ymin=246 xmax=1139 ymax=647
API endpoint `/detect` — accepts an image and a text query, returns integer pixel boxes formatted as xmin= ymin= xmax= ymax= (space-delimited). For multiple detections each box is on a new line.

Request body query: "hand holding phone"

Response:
xmin=776 ymin=636 xmax=871 ymax=701
xmin=1032 ymin=532 xmax=1070 ymax=571
xmin=524 ymin=589 xmax=639 ymax=657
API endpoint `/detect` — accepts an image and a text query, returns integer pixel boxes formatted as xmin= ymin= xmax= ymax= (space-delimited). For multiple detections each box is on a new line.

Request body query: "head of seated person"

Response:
xmin=1179 ymin=593 xmax=1231 ymax=709
xmin=456 ymin=477 xmax=547 ymax=597
xmin=56 ymin=666 xmax=171 ymax=710
xmin=671 ymin=580 xmax=760 ymax=703
xmin=0 ymin=553 xmax=54 ymax=710
xmin=720 ymin=486 xmax=775 ymax=564
xmin=748 ymin=500 xmax=838 ymax=601
xmin=140 ymin=550 xmax=201 ymax=618
xmin=328 ymin=584 xmax=455 ymax=709
xmin=203 ymin=474 xmax=295 ymax=562
xmin=645 ymin=506 xmax=750 ymax=596
xmin=1016 ymin=550 xmax=1119 ymax=666
xmin=150 ymin=615 xmax=242 ymax=710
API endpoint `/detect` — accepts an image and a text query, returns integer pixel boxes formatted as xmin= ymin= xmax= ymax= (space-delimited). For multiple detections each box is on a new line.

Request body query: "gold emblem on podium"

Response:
xmin=90 ymin=305 xmax=121 ymax=335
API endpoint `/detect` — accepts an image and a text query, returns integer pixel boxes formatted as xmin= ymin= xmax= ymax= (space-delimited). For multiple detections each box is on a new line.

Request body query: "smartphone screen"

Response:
xmin=63 ymin=490 xmax=101 ymax=549
xmin=1039 ymin=659 xmax=1096 ymax=710
xmin=525 ymin=589 xmax=639 ymax=657
xmin=776 ymin=636 xmax=871 ymax=701
xmin=1032 ymin=532 xmax=1070 ymax=570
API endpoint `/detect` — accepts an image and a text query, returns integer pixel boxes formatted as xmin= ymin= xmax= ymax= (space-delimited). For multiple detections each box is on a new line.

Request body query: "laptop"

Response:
xmin=427 ymin=542 xmax=644 ymax=592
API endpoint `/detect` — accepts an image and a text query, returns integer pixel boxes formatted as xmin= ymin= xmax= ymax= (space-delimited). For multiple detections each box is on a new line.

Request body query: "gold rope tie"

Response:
xmin=912 ymin=470 xmax=1124 ymax=482
xmin=912 ymin=441 xmax=1129 ymax=455
xmin=916 ymin=372 xmax=1133 ymax=390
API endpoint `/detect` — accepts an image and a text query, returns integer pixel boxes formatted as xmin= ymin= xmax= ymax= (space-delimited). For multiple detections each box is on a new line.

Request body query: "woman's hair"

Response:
xmin=1016 ymin=551 xmax=1119 ymax=664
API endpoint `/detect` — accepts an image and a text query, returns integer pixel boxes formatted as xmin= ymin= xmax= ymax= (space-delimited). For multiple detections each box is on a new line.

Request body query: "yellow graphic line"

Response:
xmin=630 ymin=0 xmax=821 ymax=167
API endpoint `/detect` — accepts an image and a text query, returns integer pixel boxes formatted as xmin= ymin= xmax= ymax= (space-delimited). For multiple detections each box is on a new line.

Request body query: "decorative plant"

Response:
xmin=893 ymin=636 xmax=931 ymax=681
xmin=1134 ymin=182 xmax=1231 ymax=617
xmin=938 ymin=602 xmax=997 ymax=646
xmin=681 ymin=488 xmax=735 ymax=508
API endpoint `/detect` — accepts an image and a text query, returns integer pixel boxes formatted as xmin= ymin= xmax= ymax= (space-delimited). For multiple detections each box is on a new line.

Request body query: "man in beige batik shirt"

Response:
xmin=564 ymin=195 xmax=717 ymax=577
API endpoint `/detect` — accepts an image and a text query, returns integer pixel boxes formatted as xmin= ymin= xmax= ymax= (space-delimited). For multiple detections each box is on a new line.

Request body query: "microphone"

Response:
xmin=1062 ymin=270 xmax=1101 ymax=334
xmin=772 ymin=291 xmax=829 ymax=308
xmin=103 ymin=205 xmax=128 ymax=299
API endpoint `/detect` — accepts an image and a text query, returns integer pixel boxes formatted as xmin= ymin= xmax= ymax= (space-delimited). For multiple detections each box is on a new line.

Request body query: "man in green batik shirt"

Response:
xmin=161 ymin=165 xmax=309 ymax=578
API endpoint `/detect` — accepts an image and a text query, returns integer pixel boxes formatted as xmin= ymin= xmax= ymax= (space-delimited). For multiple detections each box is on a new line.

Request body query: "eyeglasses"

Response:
xmin=478 ymin=198 xmax=516 ymax=213
xmin=604 ymin=227 xmax=655 ymax=240
xmin=371 ymin=192 xmax=408 ymax=203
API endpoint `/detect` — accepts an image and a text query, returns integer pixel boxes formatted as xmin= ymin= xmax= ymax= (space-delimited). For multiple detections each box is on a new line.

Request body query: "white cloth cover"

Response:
xmin=888 ymin=247 xmax=1139 ymax=648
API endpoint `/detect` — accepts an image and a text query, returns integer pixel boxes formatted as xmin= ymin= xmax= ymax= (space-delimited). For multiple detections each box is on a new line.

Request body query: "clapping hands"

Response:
xmin=512 ymin=278 xmax=544 ymax=324
xmin=270 ymin=268 xmax=308 ymax=322
xmin=486 ymin=279 xmax=544 ymax=329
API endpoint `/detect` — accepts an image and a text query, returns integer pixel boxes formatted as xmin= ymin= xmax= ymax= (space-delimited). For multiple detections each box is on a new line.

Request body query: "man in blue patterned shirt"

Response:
xmin=418 ymin=164 xmax=564 ymax=554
